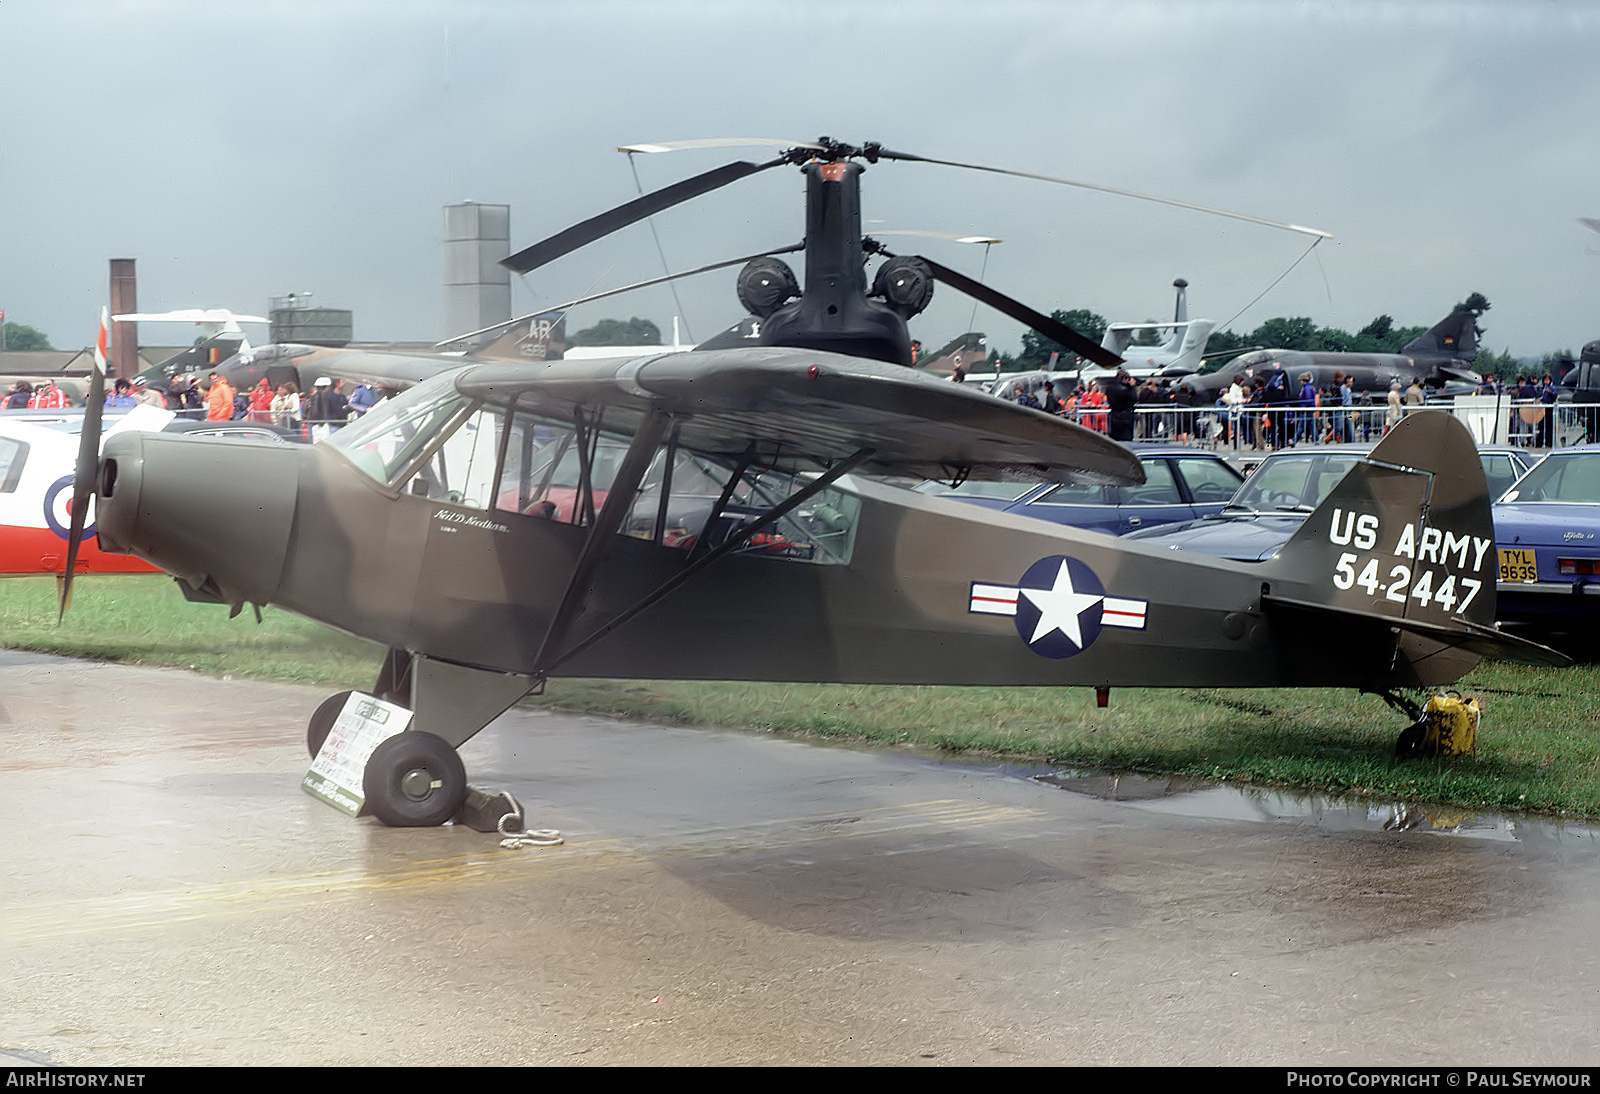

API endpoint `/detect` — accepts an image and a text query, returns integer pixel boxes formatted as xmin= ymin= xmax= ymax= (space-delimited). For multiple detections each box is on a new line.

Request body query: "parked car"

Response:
xmin=1125 ymin=443 xmax=1534 ymax=561
xmin=2 ymin=406 xmax=308 ymax=444
xmin=1492 ymin=445 xmax=1600 ymax=627
xmin=912 ymin=444 xmax=1245 ymax=535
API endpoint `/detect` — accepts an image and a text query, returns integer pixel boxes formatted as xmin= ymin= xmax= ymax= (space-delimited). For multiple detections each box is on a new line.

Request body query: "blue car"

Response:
xmin=1125 ymin=443 xmax=1534 ymax=561
xmin=1494 ymin=446 xmax=1600 ymax=627
xmin=913 ymin=444 xmax=1244 ymax=535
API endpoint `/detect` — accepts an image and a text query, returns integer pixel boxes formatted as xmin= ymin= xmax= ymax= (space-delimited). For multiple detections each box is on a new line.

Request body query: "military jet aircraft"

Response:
xmin=1184 ymin=307 xmax=1484 ymax=401
xmin=1098 ymin=278 xmax=1218 ymax=377
xmin=63 ymin=138 xmax=1563 ymax=827
xmin=119 ymin=309 xmax=270 ymax=386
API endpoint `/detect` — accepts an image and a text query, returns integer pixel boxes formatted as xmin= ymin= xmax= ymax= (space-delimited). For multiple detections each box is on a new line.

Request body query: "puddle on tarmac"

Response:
xmin=1015 ymin=766 xmax=1600 ymax=848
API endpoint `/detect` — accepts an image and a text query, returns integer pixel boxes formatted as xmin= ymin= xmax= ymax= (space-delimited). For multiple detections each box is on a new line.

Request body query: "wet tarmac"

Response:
xmin=3 ymin=649 xmax=1600 ymax=1066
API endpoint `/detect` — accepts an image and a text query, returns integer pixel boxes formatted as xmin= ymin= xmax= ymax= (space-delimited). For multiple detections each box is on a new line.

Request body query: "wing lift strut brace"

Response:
xmin=527 ymin=406 xmax=875 ymax=686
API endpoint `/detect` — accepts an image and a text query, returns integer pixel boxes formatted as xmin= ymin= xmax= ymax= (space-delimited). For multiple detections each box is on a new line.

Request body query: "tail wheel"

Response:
xmin=307 ymin=690 xmax=355 ymax=759
xmin=362 ymin=731 xmax=468 ymax=828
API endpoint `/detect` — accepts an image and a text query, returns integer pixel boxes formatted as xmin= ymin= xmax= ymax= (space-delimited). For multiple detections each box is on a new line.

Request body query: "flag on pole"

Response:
xmin=94 ymin=306 xmax=110 ymax=375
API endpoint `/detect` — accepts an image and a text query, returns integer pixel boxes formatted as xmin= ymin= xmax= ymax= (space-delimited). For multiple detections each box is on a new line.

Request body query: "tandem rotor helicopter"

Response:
xmin=61 ymin=137 xmax=1567 ymax=826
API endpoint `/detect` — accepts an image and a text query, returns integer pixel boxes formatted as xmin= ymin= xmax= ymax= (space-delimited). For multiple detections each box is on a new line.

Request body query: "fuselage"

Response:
xmin=1190 ymin=349 xmax=1480 ymax=400
xmin=94 ymin=420 xmax=1489 ymax=693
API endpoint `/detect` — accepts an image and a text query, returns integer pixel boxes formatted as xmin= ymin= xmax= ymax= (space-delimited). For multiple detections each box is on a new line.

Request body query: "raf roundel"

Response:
xmin=968 ymin=554 xmax=1148 ymax=659
xmin=43 ymin=474 xmax=94 ymax=541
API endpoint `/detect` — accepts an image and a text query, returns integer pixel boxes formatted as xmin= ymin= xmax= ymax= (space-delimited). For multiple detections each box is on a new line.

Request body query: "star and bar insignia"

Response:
xmin=969 ymin=555 xmax=1147 ymax=658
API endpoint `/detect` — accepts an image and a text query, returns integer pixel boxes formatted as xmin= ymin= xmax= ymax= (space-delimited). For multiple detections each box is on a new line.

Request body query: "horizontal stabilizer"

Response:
xmin=1263 ymin=593 xmax=1571 ymax=668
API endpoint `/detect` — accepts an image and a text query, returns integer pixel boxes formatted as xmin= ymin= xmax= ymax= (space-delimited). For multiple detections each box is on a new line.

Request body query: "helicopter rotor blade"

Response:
xmin=618 ymin=138 xmax=823 ymax=155
xmin=914 ymin=255 xmax=1124 ymax=370
xmin=501 ymin=158 xmax=785 ymax=275
xmin=871 ymin=147 xmax=1333 ymax=240
xmin=440 ymin=243 xmax=805 ymax=351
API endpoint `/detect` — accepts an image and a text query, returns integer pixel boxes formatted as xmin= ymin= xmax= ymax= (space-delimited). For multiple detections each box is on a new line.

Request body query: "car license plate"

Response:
xmin=1498 ymin=548 xmax=1538 ymax=583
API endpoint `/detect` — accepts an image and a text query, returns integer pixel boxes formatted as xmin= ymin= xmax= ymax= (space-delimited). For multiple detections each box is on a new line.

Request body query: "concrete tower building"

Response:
xmin=443 ymin=202 xmax=511 ymax=340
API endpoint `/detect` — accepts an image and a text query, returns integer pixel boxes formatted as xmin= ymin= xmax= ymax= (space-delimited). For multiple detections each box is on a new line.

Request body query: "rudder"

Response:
xmin=1273 ymin=410 xmax=1497 ymax=631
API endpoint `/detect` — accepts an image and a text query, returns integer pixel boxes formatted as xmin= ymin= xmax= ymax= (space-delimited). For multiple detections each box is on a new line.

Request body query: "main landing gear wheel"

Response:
xmin=361 ymin=730 xmax=468 ymax=828
xmin=307 ymin=690 xmax=355 ymax=759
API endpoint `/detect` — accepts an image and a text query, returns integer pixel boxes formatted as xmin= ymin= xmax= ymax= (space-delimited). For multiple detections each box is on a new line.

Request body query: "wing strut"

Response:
xmin=530 ymin=407 xmax=673 ymax=678
xmin=688 ymin=442 xmax=758 ymax=564
xmin=531 ymin=442 xmax=876 ymax=682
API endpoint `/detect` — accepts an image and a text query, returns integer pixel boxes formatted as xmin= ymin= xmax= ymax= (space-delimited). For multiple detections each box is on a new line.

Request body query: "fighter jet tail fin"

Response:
xmin=1401 ymin=307 xmax=1478 ymax=359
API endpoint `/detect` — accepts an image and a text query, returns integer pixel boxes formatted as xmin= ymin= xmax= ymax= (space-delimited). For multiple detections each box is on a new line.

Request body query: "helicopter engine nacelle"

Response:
xmin=870 ymin=255 xmax=935 ymax=319
xmin=753 ymin=161 xmax=917 ymax=367
xmin=736 ymin=257 xmax=800 ymax=318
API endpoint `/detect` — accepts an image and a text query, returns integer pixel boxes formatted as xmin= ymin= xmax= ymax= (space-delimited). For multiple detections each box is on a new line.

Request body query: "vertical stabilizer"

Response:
xmin=1265 ymin=410 xmax=1564 ymax=672
xmin=1402 ymin=308 xmax=1477 ymax=359
xmin=1169 ymin=319 xmax=1217 ymax=372
xmin=1274 ymin=410 xmax=1496 ymax=631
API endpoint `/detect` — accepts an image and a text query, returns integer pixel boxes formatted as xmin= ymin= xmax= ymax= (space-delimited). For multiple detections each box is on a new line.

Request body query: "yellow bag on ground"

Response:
xmin=1421 ymin=693 xmax=1479 ymax=757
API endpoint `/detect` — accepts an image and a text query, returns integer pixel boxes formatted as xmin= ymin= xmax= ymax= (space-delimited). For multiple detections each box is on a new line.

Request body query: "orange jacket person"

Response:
xmin=206 ymin=372 xmax=236 ymax=421
xmin=247 ymin=378 xmax=275 ymax=423
xmin=28 ymin=379 xmax=70 ymax=410
xmin=1080 ymin=381 xmax=1108 ymax=433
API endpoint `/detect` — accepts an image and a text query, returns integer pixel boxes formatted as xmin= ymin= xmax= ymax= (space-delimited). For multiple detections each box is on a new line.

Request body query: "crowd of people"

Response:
xmin=988 ymin=360 xmax=1568 ymax=451
xmin=4 ymin=371 xmax=386 ymax=435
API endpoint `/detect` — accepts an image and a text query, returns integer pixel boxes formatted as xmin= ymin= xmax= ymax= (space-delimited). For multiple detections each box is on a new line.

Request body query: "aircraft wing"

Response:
xmin=113 ymin=310 xmax=269 ymax=324
xmin=275 ymin=347 xmax=457 ymax=391
xmin=452 ymin=346 xmax=1146 ymax=484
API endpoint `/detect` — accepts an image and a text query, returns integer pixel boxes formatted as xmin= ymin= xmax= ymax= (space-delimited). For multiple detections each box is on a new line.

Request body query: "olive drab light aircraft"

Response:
xmin=63 ymin=137 xmax=1566 ymax=827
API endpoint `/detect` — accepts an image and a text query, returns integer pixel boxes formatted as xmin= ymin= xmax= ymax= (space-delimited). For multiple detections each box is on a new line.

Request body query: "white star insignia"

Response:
xmin=1019 ymin=560 xmax=1104 ymax=649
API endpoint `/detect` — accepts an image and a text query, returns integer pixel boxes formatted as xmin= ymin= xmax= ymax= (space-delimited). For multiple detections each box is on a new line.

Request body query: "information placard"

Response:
xmin=301 ymin=693 xmax=414 ymax=816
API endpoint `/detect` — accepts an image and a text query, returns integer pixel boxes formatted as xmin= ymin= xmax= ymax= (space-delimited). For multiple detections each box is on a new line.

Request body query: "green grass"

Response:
xmin=6 ymin=576 xmax=1599 ymax=818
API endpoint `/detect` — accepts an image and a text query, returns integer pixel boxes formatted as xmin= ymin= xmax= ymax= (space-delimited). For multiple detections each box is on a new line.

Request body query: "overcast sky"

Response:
xmin=3 ymin=0 xmax=1597 ymax=359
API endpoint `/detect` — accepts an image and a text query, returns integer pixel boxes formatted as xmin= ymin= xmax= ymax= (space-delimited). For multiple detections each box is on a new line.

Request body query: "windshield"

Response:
xmin=327 ymin=373 xmax=858 ymax=564
xmin=327 ymin=369 xmax=474 ymax=485
xmin=1502 ymin=453 xmax=1600 ymax=503
xmin=1233 ymin=454 xmax=1363 ymax=511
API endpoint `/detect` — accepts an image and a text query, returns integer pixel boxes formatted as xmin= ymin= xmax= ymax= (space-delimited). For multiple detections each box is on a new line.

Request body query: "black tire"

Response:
xmin=1395 ymin=718 xmax=1428 ymax=759
xmin=307 ymin=690 xmax=355 ymax=759
xmin=361 ymin=731 xmax=468 ymax=828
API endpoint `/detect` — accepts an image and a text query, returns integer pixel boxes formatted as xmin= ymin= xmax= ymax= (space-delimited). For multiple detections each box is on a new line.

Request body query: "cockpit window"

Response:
xmin=327 ymin=377 xmax=858 ymax=564
xmin=0 ymin=436 xmax=26 ymax=493
xmin=327 ymin=370 xmax=475 ymax=486
xmin=494 ymin=411 xmax=859 ymax=564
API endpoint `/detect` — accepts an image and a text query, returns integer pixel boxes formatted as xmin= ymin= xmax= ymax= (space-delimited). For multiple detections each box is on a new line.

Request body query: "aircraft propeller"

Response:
xmin=58 ymin=343 xmax=107 ymax=618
